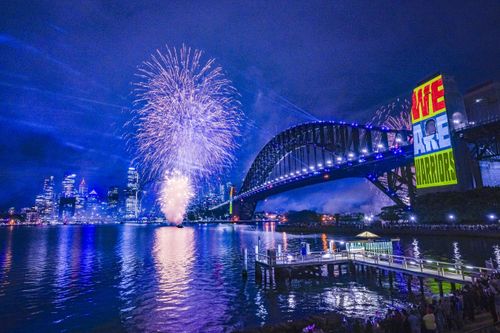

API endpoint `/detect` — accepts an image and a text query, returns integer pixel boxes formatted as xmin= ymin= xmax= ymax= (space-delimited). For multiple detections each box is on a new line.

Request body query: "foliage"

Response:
xmin=414 ymin=187 xmax=500 ymax=224
xmin=285 ymin=210 xmax=321 ymax=225
xmin=377 ymin=205 xmax=408 ymax=223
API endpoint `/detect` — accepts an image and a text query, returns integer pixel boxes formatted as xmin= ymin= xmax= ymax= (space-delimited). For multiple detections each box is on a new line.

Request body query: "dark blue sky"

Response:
xmin=1 ymin=1 xmax=499 ymax=212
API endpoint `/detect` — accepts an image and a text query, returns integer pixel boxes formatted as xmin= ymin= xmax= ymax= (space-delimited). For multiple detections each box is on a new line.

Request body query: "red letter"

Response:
xmin=431 ymin=78 xmax=445 ymax=113
xmin=411 ymin=90 xmax=421 ymax=121
xmin=411 ymin=84 xmax=431 ymax=122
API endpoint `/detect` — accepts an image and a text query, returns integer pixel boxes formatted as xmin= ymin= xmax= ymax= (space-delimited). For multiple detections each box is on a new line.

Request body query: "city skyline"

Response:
xmin=6 ymin=166 xmax=240 ymax=222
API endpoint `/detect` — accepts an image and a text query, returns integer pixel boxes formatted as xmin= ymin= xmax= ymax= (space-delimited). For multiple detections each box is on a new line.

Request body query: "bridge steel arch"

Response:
xmin=217 ymin=121 xmax=415 ymax=220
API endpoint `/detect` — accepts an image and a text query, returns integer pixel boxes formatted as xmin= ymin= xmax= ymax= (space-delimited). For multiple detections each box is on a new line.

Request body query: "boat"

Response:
xmin=176 ymin=224 xmax=184 ymax=228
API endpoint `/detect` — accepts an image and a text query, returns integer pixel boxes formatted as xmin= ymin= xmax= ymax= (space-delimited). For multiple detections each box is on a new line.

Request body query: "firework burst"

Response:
xmin=132 ymin=45 xmax=242 ymax=223
xmin=368 ymin=96 xmax=412 ymax=129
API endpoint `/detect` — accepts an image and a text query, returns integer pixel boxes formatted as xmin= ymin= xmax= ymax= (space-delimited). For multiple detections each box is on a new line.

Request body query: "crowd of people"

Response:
xmin=303 ymin=274 xmax=500 ymax=333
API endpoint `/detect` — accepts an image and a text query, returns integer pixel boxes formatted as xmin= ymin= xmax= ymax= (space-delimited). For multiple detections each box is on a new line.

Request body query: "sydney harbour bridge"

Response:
xmin=209 ymin=121 xmax=414 ymax=220
xmin=207 ymin=115 xmax=500 ymax=221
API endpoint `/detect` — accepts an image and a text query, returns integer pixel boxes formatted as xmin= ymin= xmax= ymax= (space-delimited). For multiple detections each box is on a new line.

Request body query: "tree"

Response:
xmin=378 ymin=205 xmax=407 ymax=223
xmin=285 ymin=210 xmax=321 ymax=225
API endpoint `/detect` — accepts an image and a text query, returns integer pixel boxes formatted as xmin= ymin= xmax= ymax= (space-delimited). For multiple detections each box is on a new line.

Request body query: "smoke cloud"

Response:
xmin=159 ymin=173 xmax=194 ymax=224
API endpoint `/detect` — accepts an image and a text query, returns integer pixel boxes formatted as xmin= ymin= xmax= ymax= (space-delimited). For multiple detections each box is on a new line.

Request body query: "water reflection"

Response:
xmin=260 ymin=222 xmax=276 ymax=249
xmin=80 ymin=226 xmax=96 ymax=287
xmin=282 ymin=232 xmax=288 ymax=252
xmin=154 ymin=227 xmax=194 ymax=309
xmin=117 ymin=224 xmax=140 ymax=317
xmin=452 ymin=242 xmax=463 ymax=266
xmin=1 ymin=225 xmax=499 ymax=332
xmin=321 ymin=233 xmax=328 ymax=252
xmin=493 ymin=245 xmax=500 ymax=267
xmin=0 ymin=227 xmax=13 ymax=294
xmin=54 ymin=226 xmax=71 ymax=308
xmin=149 ymin=226 xmax=235 ymax=332
xmin=411 ymin=239 xmax=421 ymax=260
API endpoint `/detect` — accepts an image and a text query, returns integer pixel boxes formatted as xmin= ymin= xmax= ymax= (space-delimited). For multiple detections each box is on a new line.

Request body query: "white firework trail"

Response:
xmin=131 ymin=45 xmax=242 ymax=223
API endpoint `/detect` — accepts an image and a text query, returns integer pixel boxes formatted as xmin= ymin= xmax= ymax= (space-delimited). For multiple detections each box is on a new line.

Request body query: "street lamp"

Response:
xmin=448 ymin=214 xmax=456 ymax=222
xmin=409 ymin=215 xmax=416 ymax=222
xmin=487 ymin=214 xmax=497 ymax=222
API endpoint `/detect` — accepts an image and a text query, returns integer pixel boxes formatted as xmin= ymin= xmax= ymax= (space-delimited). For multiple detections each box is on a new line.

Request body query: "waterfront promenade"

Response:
xmin=277 ymin=223 xmax=500 ymax=239
xmin=254 ymin=250 xmax=495 ymax=289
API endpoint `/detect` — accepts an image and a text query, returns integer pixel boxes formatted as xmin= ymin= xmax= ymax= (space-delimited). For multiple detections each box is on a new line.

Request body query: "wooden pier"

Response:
xmin=254 ymin=249 xmax=497 ymax=295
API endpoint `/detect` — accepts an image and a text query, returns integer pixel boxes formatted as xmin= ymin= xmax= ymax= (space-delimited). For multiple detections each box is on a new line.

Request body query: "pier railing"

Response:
xmin=350 ymin=251 xmax=496 ymax=282
xmin=255 ymin=250 xmax=497 ymax=282
xmin=255 ymin=250 xmax=349 ymax=266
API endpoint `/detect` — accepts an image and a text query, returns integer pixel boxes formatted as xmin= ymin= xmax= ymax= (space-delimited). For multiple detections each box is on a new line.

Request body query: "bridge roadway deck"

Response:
xmin=255 ymin=251 xmax=496 ymax=284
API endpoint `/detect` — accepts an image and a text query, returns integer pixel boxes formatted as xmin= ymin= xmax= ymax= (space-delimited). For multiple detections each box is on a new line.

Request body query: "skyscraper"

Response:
xmin=62 ymin=174 xmax=77 ymax=198
xmin=87 ymin=189 xmax=100 ymax=218
xmin=42 ymin=176 xmax=55 ymax=222
xmin=125 ymin=167 xmax=139 ymax=220
xmin=78 ymin=178 xmax=88 ymax=198
xmin=107 ymin=186 xmax=120 ymax=218
xmin=75 ymin=178 xmax=88 ymax=217
xmin=60 ymin=174 xmax=77 ymax=220
xmin=35 ymin=194 xmax=45 ymax=215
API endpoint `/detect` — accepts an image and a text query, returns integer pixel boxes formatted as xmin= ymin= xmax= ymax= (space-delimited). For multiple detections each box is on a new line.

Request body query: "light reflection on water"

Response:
xmin=0 ymin=224 xmax=498 ymax=332
xmin=411 ymin=238 xmax=421 ymax=260
xmin=494 ymin=245 xmax=500 ymax=267
xmin=453 ymin=242 xmax=463 ymax=266
xmin=0 ymin=227 xmax=13 ymax=294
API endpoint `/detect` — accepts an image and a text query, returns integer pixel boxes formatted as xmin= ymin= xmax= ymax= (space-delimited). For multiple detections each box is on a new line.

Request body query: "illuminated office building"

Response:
xmin=125 ymin=167 xmax=139 ymax=220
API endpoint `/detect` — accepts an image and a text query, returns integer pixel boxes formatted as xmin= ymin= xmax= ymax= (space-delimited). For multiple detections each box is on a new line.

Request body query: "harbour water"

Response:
xmin=0 ymin=223 xmax=499 ymax=332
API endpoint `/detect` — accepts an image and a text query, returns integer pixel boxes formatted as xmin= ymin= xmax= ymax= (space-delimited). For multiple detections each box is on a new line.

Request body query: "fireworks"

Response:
xmin=369 ymin=96 xmax=412 ymax=130
xmin=132 ymin=45 xmax=242 ymax=223
xmin=366 ymin=96 xmax=412 ymax=204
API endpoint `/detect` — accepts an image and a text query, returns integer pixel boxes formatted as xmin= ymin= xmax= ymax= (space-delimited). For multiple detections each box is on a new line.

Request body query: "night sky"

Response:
xmin=1 ymin=1 xmax=499 ymax=212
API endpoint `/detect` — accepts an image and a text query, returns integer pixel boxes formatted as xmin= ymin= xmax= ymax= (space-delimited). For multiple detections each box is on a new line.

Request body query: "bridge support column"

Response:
xmin=349 ymin=262 xmax=356 ymax=276
xmin=255 ymin=262 xmax=262 ymax=283
xmin=263 ymin=267 xmax=267 ymax=286
xmin=437 ymin=279 xmax=444 ymax=297
xmin=338 ymin=264 xmax=343 ymax=277
xmin=242 ymin=248 xmax=248 ymax=279
xmin=407 ymin=275 xmax=413 ymax=294
xmin=378 ymin=270 xmax=383 ymax=286
xmin=327 ymin=264 xmax=335 ymax=277
xmin=233 ymin=200 xmax=257 ymax=221
xmin=388 ymin=271 xmax=394 ymax=290
xmin=451 ymin=282 xmax=456 ymax=292
xmin=419 ymin=277 xmax=425 ymax=294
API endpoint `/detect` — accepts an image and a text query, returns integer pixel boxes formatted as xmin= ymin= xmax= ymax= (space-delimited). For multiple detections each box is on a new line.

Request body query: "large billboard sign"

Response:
xmin=411 ymin=74 xmax=458 ymax=188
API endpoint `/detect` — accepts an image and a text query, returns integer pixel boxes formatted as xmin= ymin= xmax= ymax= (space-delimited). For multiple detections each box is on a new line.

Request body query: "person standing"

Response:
xmin=422 ymin=307 xmax=437 ymax=333
xmin=492 ymin=277 xmax=500 ymax=323
xmin=407 ymin=310 xmax=421 ymax=333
